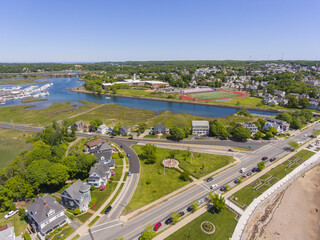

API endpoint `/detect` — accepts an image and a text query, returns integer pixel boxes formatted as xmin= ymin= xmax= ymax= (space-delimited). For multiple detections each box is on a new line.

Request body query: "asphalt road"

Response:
xmin=81 ymin=123 xmax=319 ymax=240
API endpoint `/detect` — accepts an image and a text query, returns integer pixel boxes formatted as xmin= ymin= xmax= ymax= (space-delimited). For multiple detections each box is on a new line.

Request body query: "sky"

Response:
xmin=0 ymin=0 xmax=319 ymax=62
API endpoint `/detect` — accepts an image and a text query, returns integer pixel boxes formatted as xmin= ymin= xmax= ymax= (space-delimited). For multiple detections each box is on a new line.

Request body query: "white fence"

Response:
xmin=231 ymin=151 xmax=320 ymax=240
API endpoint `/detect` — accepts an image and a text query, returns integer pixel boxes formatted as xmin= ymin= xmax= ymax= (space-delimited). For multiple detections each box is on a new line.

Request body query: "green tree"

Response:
xmin=47 ymin=163 xmax=69 ymax=186
xmin=257 ymin=118 xmax=266 ymax=129
xmin=264 ymin=132 xmax=273 ymax=139
xmin=179 ymin=171 xmax=190 ymax=181
xmin=25 ymin=160 xmax=51 ymax=188
xmin=140 ymin=225 xmax=156 ymax=240
xmin=209 ymin=192 xmax=225 ymax=212
xmin=24 ymin=232 xmax=32 ymax=240
xmin=257 ymin=161 xmax=265 ymax=171
xmin=210 ymin=120 xmax=230 ymax=139
xmin=112 ymin=122 xmax=122 ymax=135
xmin=232 ymin=125 xmax=251 ymax=140
xmin=89 ymin=119 xmax=103 ymax=132
xmin=290 ymin=118 xmax=302 ymax=129
xmin=300 ymin=97 xmax=310 ymax=109
xmin=140 ymin=144 xmax=157 ymax=164
xmin=169 ymin=127 xmax=185 ymax=141
xmin=254 ymin=131 xmax=264 ymax=139
xmin=288 ymin=141 xmax=299 ymax=150
xmin=170 ymin=211 xmax=180 ymax=224
xmin=287 ymin=95 xmax=299 ymax=108
xmin=137 ymin=123 xmax=146 ymax=135
xmin=190 ymin=201 xmax=198 ymax=212
xmin=276 ymin=112 xmax=292 ymax=123
xmin=268 ymin=127 xmax=278 ymax=135
xmin=5 ymin=176 xmax=34 ymax=200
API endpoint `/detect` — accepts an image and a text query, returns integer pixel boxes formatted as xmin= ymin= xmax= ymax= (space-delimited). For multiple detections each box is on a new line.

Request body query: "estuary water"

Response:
xmin=0 ymin=76 xmax=277 ymax=117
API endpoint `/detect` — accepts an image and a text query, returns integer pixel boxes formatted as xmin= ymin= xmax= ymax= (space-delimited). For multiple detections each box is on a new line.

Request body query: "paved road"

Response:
xmin=81 ymin=124 xmax=319 ymax=240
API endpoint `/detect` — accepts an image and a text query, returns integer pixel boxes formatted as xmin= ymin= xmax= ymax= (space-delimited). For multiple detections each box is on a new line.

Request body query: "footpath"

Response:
xmin=154 ymin=137 xmax=317 ymax=240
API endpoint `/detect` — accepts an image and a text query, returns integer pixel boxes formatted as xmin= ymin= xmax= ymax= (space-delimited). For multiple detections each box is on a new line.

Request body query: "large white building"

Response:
xmin=191 ymin=121 xmax=210 ymax=136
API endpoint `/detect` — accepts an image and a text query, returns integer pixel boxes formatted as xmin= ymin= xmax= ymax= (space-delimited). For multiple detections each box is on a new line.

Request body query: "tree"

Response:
xmin=288 ymin=141 xmax=299 ymax=150
xmin=25 ymin=160 xmax=51 ymax=188
xmin=254 ymin=131 xmax=264 ymax=139
xmin=232 ymin=125 xmax=251 ymax=140
xmin=89 ymin=119 xmax=103 ymax=132
xmin=171 ymin=211 xmax=180 ymax=224
xmin=276 ymin=112 xmax=292 ymax=123
xmin=210 ymin=120 xmax=229 ymax=139
xmin=47 ymin=163 xmax=69 ymax=186
xmin=264 ymin=132 xmax=273 ymax=139
xmin=257 ymin=118 xmax=266 ymax=129
xmin=169 ymin=127 xmax=185 ymax=141
xmin=268 ymin=127 xmax=278 ymax=135
xmin=290 ymin=118 xmax=302 ymax=129
xmin=140 ymin=144 xmax=157 ymax=164
xmin=190 ymin=201 xmax=198 ymax=212
xmin=5 ymin=176 xmax=34 ymax=200
xmin=208 ymin=193 xmax=225 ymax=212
xmin=237 ymin=109 xmax=252 ymax=117
xmin=179 ymin=171 xmax=190 ymax=181
xmin=169 ymin=150 xmax=177 ymax=159
xmin=137 ymin=123 xmax=146 ymax=135
xmin=257 ymin=161 xmax=265 ymax=171
xmin=300 ymin=97 xmax=310 ymax=109
xmin=140 ymin=225 xmax=156 ymax=240
xmin=112 ymin=122 xmax=122 ymax=135
xmin=287 ymin=95 xmax=299 ymax=108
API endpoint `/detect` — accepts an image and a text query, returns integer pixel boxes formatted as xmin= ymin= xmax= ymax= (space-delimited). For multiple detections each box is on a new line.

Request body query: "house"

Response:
xmin=263 ymin=118 xmax=290 ymax=134
xmin=87 ymin=163 xmax=111 ymax=188
xmin=61 ymin=180 xmax=91 ymax=212
xmin=152 ymin=124 xmax=169 ymax=134
xmin=274 ymin=90 xmax=286 ymax=98
xmin=191 ymin=121 xmax=209 ymax=136
xmin=241 ymin=122 xmax=258 ymax=135
xmin=0 ymin=226 xmax=22 ymax=240
xmin=72 ymin=120 xmax=84 ymax=131
xmin=144 ymin=81 xmax=169 ymax=89
xmin=91 ymin=142 xmax=113 ymax=163
xmin=120 ymin=126 xmax=131 ymax=136
xmin=85 ymin=139 xmax=106 ymax=152
xmin=83 ymin=123 xmax=90 ymax=132
xmin=308 ymin=101 xmax=319 ymax=110
xmin=26 ymin=195 xmax=67 ymax=236
xmin=97 ymin=124 xmax=108 ymax=134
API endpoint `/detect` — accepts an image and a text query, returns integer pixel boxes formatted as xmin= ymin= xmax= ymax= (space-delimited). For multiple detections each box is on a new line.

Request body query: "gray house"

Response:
xmin=26 ymin=195 xmax=67 ymax=236
xmin=152 ymin=124 xmax=169 ymax=134
xmin=61 ymin=180 xmax=91 ymax=212
xmin=120 ymin=126 xmax=131 ymax=135
xmin=72 ymin=120 xmax=84 ymax=131
xmin=87 ymin=163 xmax=111 ymax=188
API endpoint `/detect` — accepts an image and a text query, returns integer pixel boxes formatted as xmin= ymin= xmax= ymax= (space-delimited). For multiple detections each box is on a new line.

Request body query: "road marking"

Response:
xmin=85 ymin=222 xmax=123 ymax=235
xmin=91 ymin=219 xmax=120 ymax=228
xmin=199 ymin=183 xmax=211 ymax=192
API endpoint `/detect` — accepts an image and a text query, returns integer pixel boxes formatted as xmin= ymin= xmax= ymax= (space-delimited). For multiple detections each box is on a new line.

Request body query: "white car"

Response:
xmin=4 ymin=210 xmax=18 ymax=219
xmin=197 ymin=199 xmax=205 ymax=205
xmin=239 ymin=168 xmax=247 ymax=173
xmin=210 ymin=184 xmax=218 ymax=190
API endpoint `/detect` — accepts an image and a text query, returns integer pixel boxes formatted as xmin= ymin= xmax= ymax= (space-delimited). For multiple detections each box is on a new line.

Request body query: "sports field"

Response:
xmin=186 ymin=90 xmax=241 ymax=100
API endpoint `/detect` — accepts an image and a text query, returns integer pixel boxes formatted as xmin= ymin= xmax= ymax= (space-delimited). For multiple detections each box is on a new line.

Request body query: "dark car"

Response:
xmin=269 ymin=157 xmax=276 ymax=162
xmin=206 ymin=177 xmax=213 ymax=182
xmin=110 ymin=136 xmax=114 ymax=138
xmin=179 ymin=211 xmax=185 ymax=217
xmin=187 ymin=206 xmax=193 ymax=212
xmin=220 ymin=186 xmax=227 ymax=192
xmin=234 ymin=179 xmax=240 ymax=184
xmin=120 ymin=145 xmax=123 ymax=148
xmin=228 ymin=148 xmax=234 ymax=152
xmin=165 ymin=217 xmax=173 ymax=225
xmin=129 ymin=136 xmax=133 ymax=140
xmin=262 ymin=156 xmax=268 ymax=161
xmin=127 ymin=171 xmax=131 ymax=177
xmin=104 ymin=206 xmax=112 ymax=214
xmin=127 ymin=153 xmax=130 ymax=158
xmin=252 ymin=167 xmax=260 ymax=172
xmin=246 ymin=172 xmax=252 ymax=176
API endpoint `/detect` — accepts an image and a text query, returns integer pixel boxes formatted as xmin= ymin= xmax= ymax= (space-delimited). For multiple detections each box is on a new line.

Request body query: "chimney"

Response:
xmin=44 ymin=201 xmax=48 ymax=206
xmin=37 ymin=194 xmax=40 ymax=199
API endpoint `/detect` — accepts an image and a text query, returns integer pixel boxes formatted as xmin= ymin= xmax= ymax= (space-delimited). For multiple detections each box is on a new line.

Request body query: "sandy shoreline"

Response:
xmin=243 ymin=165 xmax=320 ymax=240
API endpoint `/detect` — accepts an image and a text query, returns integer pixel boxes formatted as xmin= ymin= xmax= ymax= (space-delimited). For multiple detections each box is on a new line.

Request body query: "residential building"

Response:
xmin=274 ymin=90 xmax=286 ymax=98
xmin=61 ymin=180 xmax=91 ymax=212
xmin=241 ymin=122 xmax=259 ymax=135
xmin=144 ymin=81 xmax=169 ymax=89
xmin=263 ymin=117 xmax=290 ymax=134
xmin=152 ymin=124 xmax=169 ymax=134
xmin=97 ymin=124 xmax=108 ymax=134
xmin=85 ymin=139 xmax=106 ymax=152
xmin=72 ymin=120 xmax=84 ymax=131
xmin=87 ymin=163 xmax=111 ymax=188
xmin=26 ymin=196 xmax=67 ymax=236
xmin=83 ymin=123 xmax=90 ymax=132
xmin=120 ymin=126 xmax=131 ymax=136
xmin=191 ymin=121 xmax=210 ymax=136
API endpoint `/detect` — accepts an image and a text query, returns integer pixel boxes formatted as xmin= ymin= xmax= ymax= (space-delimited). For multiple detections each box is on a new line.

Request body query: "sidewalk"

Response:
xmin=66 ymin=144 xmax=127 ymax=240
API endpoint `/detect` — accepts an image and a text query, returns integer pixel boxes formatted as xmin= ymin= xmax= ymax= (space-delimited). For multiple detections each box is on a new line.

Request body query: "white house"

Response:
xmin=241 ymin=122 xmax=259 ymax=135
xmin=263 ymin=118 xmax=290 ymax=134
xmin=97 ymin=124 xmax=108 ymax=134
xmin=87 ymin=163 xmax=111 ymax=188
xmin=191 ymin=121 xmax=210 ymax=136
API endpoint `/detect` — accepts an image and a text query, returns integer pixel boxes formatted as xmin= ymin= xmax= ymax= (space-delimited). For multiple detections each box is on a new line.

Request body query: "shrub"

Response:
xmin=24 ymin=232 xmax=31 ymax=240
xmin=90 ymin=185 xmax=96 ymax=191
xmin=89 ymin=197 xmax=97 ymax=207
xmin=74 ymin=208 xmax=80 ymax=215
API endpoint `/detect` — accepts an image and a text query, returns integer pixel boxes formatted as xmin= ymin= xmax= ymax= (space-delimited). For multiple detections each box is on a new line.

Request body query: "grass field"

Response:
xmin=231 ymin=149 xmax=315 ymax=208
xmin=0 ymin=128 xmax=34 ymax=168
xmin=165 ymin=208 xmax=237 ymax=240
xmin=0 ymin=212 xmax=28 ymax=236
xmin=90 ymin=182 xmax=117 ymax=211
xmin=20 ymin=98 xmax=48 ymax=103
xmin=116 ymin=89 xmax=178 ymax=99
xmin=186 ymin=91 xmax=240 ymax=100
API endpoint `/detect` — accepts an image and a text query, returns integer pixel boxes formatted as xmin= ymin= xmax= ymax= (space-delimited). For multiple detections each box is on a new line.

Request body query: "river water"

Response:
xmin=0 ymin=76 xmax=277 ymax=117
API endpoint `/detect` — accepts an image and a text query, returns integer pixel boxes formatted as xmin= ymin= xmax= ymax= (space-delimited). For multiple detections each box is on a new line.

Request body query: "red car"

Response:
xmin=153 ymin=222 xmax=162 ymax=231
xmin=262 ymin=156 xmax=268 ymax=161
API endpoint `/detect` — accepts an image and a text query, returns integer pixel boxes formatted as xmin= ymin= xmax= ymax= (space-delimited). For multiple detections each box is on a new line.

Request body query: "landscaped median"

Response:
xmin=123 ymin=145 xmax=235 ymax=214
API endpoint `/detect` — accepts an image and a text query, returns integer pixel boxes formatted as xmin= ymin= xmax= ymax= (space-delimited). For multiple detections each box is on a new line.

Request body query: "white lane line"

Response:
xmin=199 ymin=183 xmax=211 ymax=192
xmin=91 ymin=219 xmax=120 ymax=229
xmin=85 ymin=223 xmax=123 ymax=235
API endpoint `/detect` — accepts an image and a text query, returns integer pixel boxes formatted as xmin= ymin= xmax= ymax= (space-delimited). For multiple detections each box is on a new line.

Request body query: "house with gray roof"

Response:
xmin=152 ymin=124 xmax=169 ymax=134
xmin=263 ymin=117 xmax=290 ymax=134
xmin=61 ymin=180 xmax=91 ymax=212
xmin=26 ymin=195 xmax=67 ymax=236
xmin=87 ymin=163 xmax=111 ymax=188
xmin=72 ymin=120 xmax=84 ymax=131
xmin=120 ymin=126 xmax=131 ymax=136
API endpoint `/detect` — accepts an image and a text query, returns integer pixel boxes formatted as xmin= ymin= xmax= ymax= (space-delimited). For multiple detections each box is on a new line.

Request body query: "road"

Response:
xmin=0 ymin=121 xmax=317 ymax=240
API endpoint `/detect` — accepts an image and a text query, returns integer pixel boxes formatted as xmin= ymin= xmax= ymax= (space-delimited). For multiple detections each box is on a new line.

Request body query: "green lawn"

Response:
xmin=111 ymin=166 xmax=123 ymax=181
xmin=186 ymin=91 xmax=240 ymax=100
xmin=75 ymin=212 xmax=93 ymax=223
xmin=52 ymin=226 xmax=75 ymax=240
xmin=0 ymin=101 xmax=98 ymax=126
xmin=0 ymin=213 xmax=27 ymax=237
xmin=71 ymin=103 xmax=155 ymax=126
xmin=124 ymin=146 xmax=189 ymax=213
xmin=0 ymin=128 xmax=34 ymax=168
xmin=165 ymin=209 xmax=237 ymax=240
xmin=113 ymin=153 xmax=123 ymax=166
xmin=101 ymin=183 xmax=125 ymax=214
xmin=90 ymin=182 xmax=117 ymax=210
xmin=116 ymin=89 xmax=178 ymax=99
xmin=231 ymin=149 xmax=315 ymax=208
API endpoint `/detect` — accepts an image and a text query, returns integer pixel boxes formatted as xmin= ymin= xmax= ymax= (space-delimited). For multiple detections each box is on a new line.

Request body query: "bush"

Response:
xmin=18 ymin=208 xmax=26 ymax=221
xmin=89 ymin=197 xmax=97 ymax=207
xmin=24 ymin=232 xmax=31 ymax=240
xmin=90 ymin=185 xmax=96 ymax=191
xmin=179 ymin=171 xmax=190 ymax=181
xmin=74 ymin=208 xmax=80 ymax=215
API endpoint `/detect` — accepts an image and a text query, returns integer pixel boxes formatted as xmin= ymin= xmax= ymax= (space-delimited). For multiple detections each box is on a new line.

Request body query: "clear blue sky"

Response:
xmin=1 ymin=0 xmax=319 ymax=62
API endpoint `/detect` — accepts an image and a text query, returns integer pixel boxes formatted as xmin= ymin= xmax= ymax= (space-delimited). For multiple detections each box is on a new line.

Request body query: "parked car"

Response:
xmin=153 ymin=222 xmax=162 ymax=231
xmin=4 ymin=210 xmax=18 ymax=219
xmin=228 ymin=148 xmax=234 ymax=152
xmin=127 ymin=153 xmax=130 ymax=158
xmin=120 ymin=145 xmax=123 ymax=148
xmin=269 ymin=157 xmax=276 ymax=162
xmin=127 ymin=171 xmax=131 ymax=177
xmin=242 ymin=175 xmax=247 ymax=179
xmin=210 ymin=184 xmax=218 ymax=190
xmin=234 ymin=179 xmax=240 ymax=184
xmin=206 ymin=177 xmax=213 ymax=182
xmin=179 ymin=211 xmax=185 ymax=217
xmin=128 ymin=135 xmax=133 ymax=140
xmin=104 ymin=206 xmax=112 ymax=214
xmin=246 ymin=172 xmax=252 ymax=176
xmin=220 ymin=186 xmax=227 ymax=192
xmin=197 ymin=199 xmax=205 ymax=205
xmin=239 ymin=168 xmax=247 ymax=173
xmin=187 ymin=206 xmax=193 ymax=212
xmin=262 ymin=156 xmax=268 ymax=161
xmin=165 ymin=217 xmax=173 ymax=225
